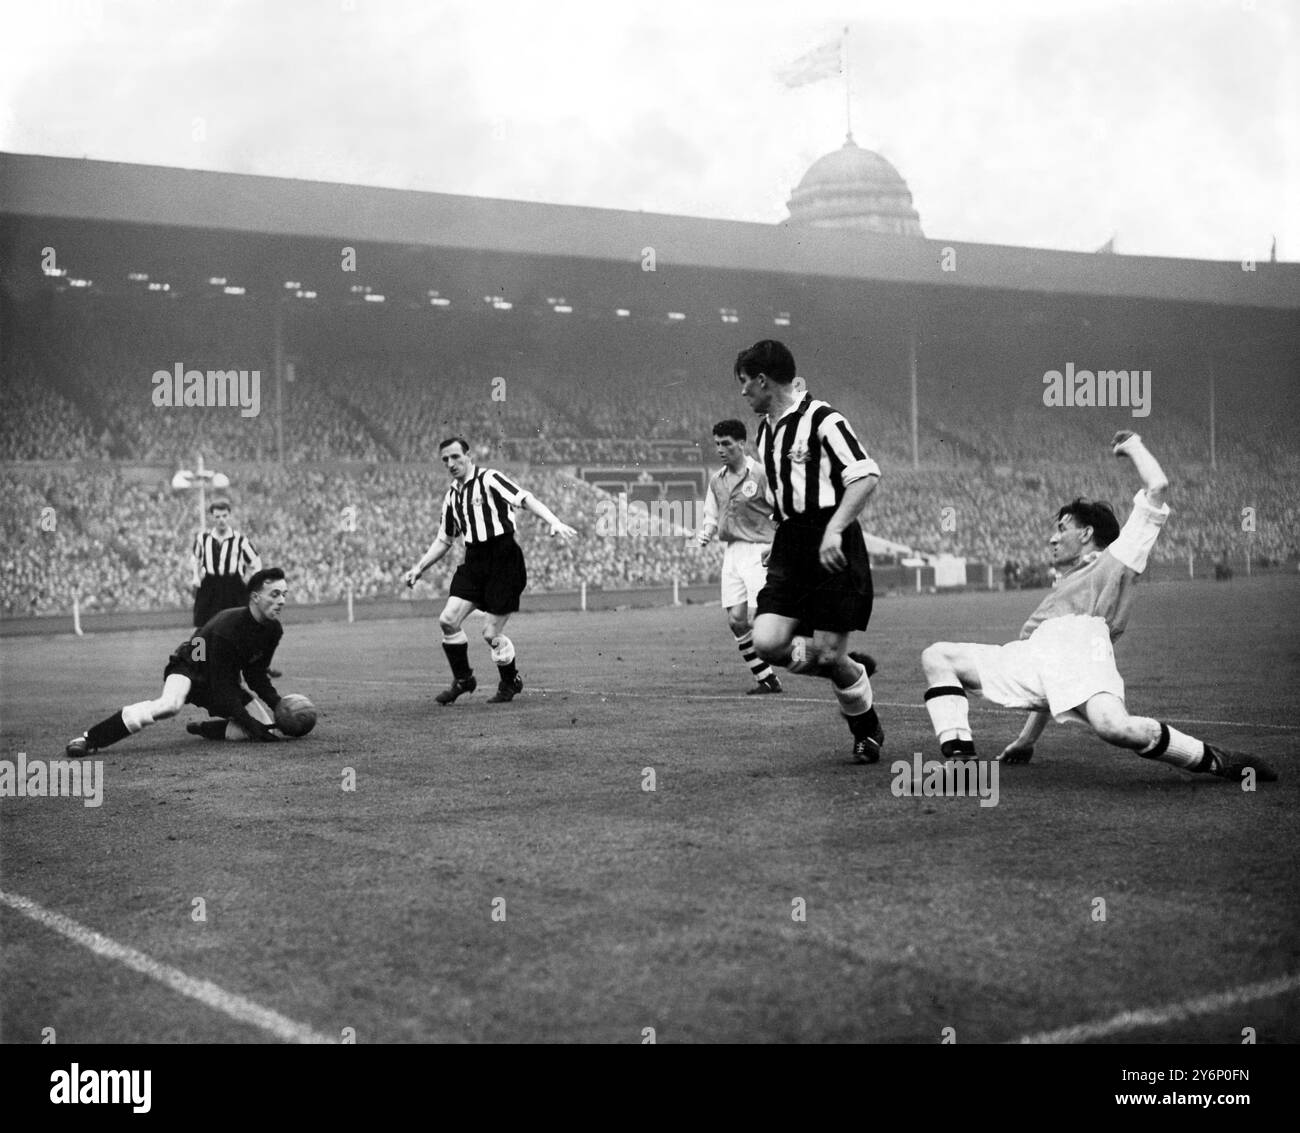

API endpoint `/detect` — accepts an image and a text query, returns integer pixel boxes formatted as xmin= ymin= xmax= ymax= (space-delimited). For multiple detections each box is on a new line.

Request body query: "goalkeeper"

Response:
xmin=66 ymin=568 xmax=291 ymax=755
xmin=920 ymin=433 xmax=1277 ymax=782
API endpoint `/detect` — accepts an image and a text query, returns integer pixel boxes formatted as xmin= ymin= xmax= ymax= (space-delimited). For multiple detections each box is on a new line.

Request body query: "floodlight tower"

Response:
xmin=171 ymin=453 xmax=231 ymax=531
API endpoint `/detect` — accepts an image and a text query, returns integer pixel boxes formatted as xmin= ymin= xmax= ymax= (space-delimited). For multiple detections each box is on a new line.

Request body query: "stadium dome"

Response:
xmin=785 ymin=134 xmax=924 ymax=236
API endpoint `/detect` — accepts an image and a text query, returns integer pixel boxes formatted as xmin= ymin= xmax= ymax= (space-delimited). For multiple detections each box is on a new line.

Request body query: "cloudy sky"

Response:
xmin=2 ymin=0 xmax=1294 ymax=260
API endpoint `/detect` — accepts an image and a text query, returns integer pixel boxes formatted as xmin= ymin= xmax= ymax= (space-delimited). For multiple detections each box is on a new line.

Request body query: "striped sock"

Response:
xmin=1138 ymin=721 xmax=1209 ymax=771
xmin=924 ymin=685 xmax=972 ymax=745
xmin=734 ymin=629 xmax=774 ymax=683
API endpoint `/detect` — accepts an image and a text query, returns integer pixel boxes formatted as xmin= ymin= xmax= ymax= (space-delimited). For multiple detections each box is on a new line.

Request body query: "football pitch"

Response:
xmin=2 ymin=577 xmax=1297 ymax=1044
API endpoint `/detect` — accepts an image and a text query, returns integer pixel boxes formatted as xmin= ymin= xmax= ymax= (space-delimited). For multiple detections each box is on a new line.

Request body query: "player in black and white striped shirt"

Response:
xmin=191 ymin=500 xmax=261 ymax=628
xmin=404 ymin=436 xmax=577 ymax=704
xmin=737 ymin=340 xmax=886 ymax=764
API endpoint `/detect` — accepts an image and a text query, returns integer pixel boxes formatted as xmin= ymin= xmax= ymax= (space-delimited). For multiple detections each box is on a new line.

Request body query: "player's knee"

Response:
xmin=727 ymin=613 xmax=749 ymax=636
xmin=921 ymin=642 xmax=954 ymax=677
xmin=154 ymin=694 xmax=186 ymax=719
xmin=1091 ymin=708 xmax=1137 ymax=747
xmin=752 ymin=629 xmax=786 ymax=664
xmin=438 ymin=615 xmax=461 ymax=637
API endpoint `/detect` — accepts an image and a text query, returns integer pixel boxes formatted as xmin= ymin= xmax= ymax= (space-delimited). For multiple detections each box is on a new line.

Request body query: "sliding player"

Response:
xmin=921 ymin=432 xmax=1278 ymax=782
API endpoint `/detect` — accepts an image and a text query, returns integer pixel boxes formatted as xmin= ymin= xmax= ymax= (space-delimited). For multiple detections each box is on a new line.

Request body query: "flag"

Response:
xmin=1094 ymin=233 xmax=1116 ymax=254
xmin=777 ymin=34 xmax=843 ymax=88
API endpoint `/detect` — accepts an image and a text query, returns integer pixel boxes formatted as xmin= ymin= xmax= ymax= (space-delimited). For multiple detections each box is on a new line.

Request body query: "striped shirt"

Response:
xmin=437 ymin=467 xmax=530 ymax=544
xmin=755 ymin=394 xmax=880 ymax=522
xmin=193 ymin=530 xmax=258 ymax=579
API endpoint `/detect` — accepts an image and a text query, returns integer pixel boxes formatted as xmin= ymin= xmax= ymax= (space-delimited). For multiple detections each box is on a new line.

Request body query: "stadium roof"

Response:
xmin=3 ymin=152 xmax=1297 ymax=311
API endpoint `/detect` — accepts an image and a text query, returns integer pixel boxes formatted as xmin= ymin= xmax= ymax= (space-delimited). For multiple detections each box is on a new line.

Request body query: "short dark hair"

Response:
xmin=1056 ymin=498 xmax=1120 ymax=547
xmin=247 ymin=567 xmax=286 ymax=594
xmin=712 ymin=419 xmax=746 ymax=442
xmin=439 ymin=435 xmax=470 ymax=457
xmin=734 ymin=340 xmax=796 ymax=385
xmin=208 ymin=499 xmax=231 ymax=514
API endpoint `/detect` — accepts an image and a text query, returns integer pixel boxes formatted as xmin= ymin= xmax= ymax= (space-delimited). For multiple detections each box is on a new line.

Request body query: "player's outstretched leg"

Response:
xmin=66 ymin=676 xmax=190 ymax=758
xmin=920 ymin=642 xmax=978 ymax=759
xmin=1083 ymin=695 xmax=1278 ymax=782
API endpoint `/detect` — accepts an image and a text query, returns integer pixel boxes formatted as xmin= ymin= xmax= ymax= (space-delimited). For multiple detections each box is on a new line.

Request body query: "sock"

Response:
xmin=833 ymin=661 xmax=873 ymax=715
xmin=489 ymin=635 xmax=518 ymax=683
xmin=85 ymin=710 xmax=132 ymax=750
xmin=925 ymin=685 xmax=972 ymax=746
xmin=734 ymin=629 xmax=775 ymax=683
xmin=1138 ymin=721 xmax=1209 ymax=771
xmin=442 ymin=629 xmax=472 ymax=680
xmin=192 ymin=719 xmax=229 ymax=741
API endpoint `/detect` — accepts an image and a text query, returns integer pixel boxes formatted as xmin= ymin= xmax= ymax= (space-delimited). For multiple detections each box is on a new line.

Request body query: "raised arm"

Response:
xmin=1112 ymin=431 xmax=1169 ymax=508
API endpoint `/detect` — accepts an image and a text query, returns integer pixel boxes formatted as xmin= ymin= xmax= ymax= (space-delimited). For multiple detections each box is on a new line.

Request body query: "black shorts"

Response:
xmin=194 ymin=576 xmax=247 ymax=628
xmin=163 ymin=653 xmax=254 ymax=717
xmin=449 ymin=534 xmax=528 ymax=615
xmin=756 ymin=512 xmax=874 ymax=633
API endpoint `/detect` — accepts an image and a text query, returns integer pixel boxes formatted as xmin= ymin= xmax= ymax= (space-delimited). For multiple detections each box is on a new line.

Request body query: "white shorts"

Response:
xmin=720 ymin=540 xmax=770 ymax=609
xmin=965 ymin=615 xmax=1125 ymax=722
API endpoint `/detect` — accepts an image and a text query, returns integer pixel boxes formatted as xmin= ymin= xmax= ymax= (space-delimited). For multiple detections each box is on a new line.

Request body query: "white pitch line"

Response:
xmin=0 ymin=890 xmax=334 ymax=1044
xmin=1011 ymin=972 xmax=1300 ymax=1044
xmin=291 ymin=676 xmax=1300 ymax=731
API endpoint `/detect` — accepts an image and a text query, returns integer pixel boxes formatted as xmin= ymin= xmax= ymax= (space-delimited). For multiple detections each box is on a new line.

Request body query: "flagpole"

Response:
xmin=843 ymin=26 xmax=852 ymax=139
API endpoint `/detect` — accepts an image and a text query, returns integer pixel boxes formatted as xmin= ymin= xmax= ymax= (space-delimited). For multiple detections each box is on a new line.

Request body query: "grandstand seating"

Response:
xmin=2 ymin=291 xmax=1296 ymax=614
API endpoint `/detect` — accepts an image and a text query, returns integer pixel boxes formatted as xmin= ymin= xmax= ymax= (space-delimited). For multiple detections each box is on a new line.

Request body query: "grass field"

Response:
xmin=2 ymin=577 xmax=1297 ymax=1044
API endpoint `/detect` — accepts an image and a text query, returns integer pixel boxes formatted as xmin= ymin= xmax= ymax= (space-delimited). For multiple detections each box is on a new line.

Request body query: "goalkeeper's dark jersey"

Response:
xmin=169 ymin=606 xmax=283 ymax=727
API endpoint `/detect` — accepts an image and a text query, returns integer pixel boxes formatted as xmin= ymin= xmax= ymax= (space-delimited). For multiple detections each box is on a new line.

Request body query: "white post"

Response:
xmin=346 ymin=582 xmax=354 ymax=623
xmin=72 ymin=592 xmax=84 ymax=636
xmin=915 ymin=566 xmax=922 ymax=593
xmin=672 ymin=575 xmax=681 ymax=607
xmin=195 ymin=452 xmax=207 ymax=531
xmin=1188 ymin=550 xmax=1194 ymax=579
xmin=1245 ymin=549 xmax=1251 ymax=578
xmin=580 ymin=580 xmax=587 ymax=612
xmin=986 ymin=562 xmax=993 ymax=590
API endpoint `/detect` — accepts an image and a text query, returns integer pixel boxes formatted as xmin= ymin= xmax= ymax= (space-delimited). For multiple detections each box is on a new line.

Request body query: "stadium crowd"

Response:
xmin=4 ymin=458 xmax=1296 ymax=617
xmin=4 ymin=293 xmax=1296 ymax=615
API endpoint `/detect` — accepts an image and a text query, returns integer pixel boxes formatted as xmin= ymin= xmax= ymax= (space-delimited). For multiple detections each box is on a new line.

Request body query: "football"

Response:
xmin=274 ymin=693 xmax=317 ymax=737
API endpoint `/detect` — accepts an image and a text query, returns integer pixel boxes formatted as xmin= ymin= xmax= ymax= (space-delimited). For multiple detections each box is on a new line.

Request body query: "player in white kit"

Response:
xmin=921 ymin=431 xmax=1278 ymax=782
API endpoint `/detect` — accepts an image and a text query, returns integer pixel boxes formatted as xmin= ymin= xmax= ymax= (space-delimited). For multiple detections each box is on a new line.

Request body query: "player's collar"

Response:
xmin=1063 ymin=550 xmax=1102 ymax=574
xmin=768 ymin=392 xmax=810 ymax=425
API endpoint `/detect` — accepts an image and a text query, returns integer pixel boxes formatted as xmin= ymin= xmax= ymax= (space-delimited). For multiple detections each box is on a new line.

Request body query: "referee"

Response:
xmin=737 ymin=340 xmax=886 ymax=763
xmin=191 ymin=499 xmax=261 ymax=628
xmin=404 ymin=435 xmax=577 ymax=704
